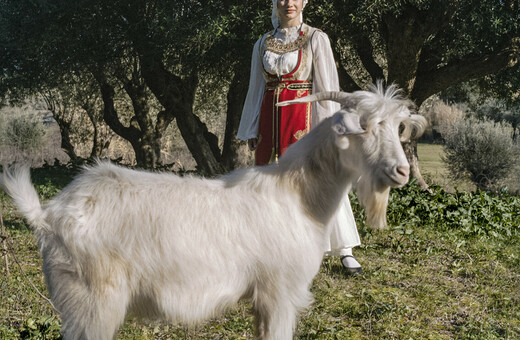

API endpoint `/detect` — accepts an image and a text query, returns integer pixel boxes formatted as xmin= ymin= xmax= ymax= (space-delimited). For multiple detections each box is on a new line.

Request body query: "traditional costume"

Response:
xmin=237 ymin=0 xmax=361 ymax=271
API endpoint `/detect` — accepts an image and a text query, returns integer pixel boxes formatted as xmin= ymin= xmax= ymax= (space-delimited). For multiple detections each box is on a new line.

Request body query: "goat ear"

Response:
xmin=332 ymin=113 xmax=365 ymax=150
xmin=332 ymin=112 xmax=365 ymax=136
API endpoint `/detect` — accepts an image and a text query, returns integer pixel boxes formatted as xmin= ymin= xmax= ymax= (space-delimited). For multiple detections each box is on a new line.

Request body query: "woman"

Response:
xmin=237 ymin=0 xmax=362 ymax=274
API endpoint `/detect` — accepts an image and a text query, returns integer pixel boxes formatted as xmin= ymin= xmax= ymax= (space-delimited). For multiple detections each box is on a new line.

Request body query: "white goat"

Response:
xmin=0 ymin=84 xmax=425 ymax=340
xmin=278 ymin=85 xmax=426 ymax=230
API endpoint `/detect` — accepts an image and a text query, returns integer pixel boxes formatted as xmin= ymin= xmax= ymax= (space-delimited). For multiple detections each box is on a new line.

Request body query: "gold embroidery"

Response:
xmin=306 ymin=98 xmax=311 ymax=132
xmin=265 ymin=83 xmax=312 ymax=91
xmin=288 ymin=83 xmax=311 ymax=90
xmin=294 ymin=26 xmax=311 ymax=79
xmin=265 ymin=30 xmax=309 ymax=55
xmin=296 ymin=89 xmax=306 ymax=98
xmin=294 ymin=130 xmax=306 ymax=140
xmin=293 ymin=101 xmax=312 ymax=140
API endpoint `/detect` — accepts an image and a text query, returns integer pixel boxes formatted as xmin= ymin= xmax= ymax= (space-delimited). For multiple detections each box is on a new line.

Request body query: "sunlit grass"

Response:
xmin=418 ymin=143 xmax=476 ymax=192
xmin=1 ymin=163 xmax=519 ymax=339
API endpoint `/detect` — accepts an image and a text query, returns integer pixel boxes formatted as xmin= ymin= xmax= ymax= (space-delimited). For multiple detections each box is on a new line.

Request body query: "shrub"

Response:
xmin=423 ymin=100 xmax=465 ymax=141
xmin=2 ymin=112 xmax=46 ymax=152
xmin=441 ymin=117 xmax=519 ymax=191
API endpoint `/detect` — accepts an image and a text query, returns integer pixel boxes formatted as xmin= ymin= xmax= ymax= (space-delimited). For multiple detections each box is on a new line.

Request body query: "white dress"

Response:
xmin=237 ymin=24 xmax=360 ymax=255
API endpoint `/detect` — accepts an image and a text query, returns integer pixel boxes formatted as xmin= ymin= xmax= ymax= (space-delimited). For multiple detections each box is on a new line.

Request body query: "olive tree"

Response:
xmin=2 ymin=0 xmax=519 ymax=176
xmin=306 ymin=0 xmax=520 ymax=188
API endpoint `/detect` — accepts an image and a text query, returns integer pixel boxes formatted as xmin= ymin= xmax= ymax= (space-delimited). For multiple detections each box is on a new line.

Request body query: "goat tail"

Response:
xmin=276 ymin=91 xmax=352 ymax=107
xmin=0 ymin=165 xmax=47 ymax=231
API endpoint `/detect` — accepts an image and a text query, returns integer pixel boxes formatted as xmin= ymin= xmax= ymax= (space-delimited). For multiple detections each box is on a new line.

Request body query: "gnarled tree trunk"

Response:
xmin=221 ymin=60 xmax=252 ymax=171
xmin=43 ymin=96 xmax=79 ymax=162
xmin=138 ymin=56 xmax=224 ymax=175
xmin=82 ymin=101 xmax=110 ymax=159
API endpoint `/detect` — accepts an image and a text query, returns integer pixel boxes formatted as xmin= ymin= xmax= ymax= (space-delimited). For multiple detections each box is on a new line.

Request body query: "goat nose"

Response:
xmin=396 ymin=165 xmax=410 ymax=178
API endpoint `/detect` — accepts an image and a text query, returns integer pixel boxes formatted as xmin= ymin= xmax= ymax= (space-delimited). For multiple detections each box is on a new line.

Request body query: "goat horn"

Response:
xmin=276 ymin=91 xmax=352 ymax=107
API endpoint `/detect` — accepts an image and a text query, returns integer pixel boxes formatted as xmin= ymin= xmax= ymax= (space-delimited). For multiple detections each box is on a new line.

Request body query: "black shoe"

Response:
xmin=340 ymin=255 xmax=362 ymax=275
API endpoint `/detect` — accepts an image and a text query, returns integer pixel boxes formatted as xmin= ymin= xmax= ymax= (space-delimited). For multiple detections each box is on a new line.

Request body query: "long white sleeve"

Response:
xmin=311 ymin=31 xmax=341 ymax=128
xmin=237 ymin=27 xmax=341 ymax=140
xmin=311 ymin=32 xmax=359 ymax=254
xmin=237 ymin=38 xmax=266 ymax=141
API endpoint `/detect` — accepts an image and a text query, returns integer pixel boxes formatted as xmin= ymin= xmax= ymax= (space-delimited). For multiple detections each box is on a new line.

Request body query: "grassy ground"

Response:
xmin=417 ymin=143 xmax=475 ymax=192
xmin=1 ymin=153 xmax=519 ymax=339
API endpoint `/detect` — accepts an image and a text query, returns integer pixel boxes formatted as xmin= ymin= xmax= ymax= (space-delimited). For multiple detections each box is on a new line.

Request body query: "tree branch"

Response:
xmin=412 ymin=37 xmax=520 ymax=105
xmin=382 ymin=3 xmax=459 ymax=93
xmin=352 ymin=33 xmax=385 ymax=83
xmin=138 ymin=56 xmax=224 ymax=174
xmin=93 ymin=71 xmax=141 ymax=142
xmin=329 ymin=37 xmax=361 ymax=92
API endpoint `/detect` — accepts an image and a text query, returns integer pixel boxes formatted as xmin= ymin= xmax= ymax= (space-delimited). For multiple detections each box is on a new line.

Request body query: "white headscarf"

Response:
xmin=271 ymin=0 xmax=308 ymax=29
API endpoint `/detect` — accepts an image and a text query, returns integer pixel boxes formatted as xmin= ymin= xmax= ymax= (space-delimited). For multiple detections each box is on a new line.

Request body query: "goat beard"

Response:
xmin=357 ymin=184 xmax=390 ymax=230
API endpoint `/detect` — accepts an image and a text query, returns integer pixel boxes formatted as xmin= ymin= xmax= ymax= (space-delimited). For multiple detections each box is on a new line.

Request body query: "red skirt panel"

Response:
xmin=256 ymin=80 xmax=312 ymax=166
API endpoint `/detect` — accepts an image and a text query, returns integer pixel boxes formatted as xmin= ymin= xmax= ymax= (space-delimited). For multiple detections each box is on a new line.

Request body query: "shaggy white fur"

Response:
xmin=0 ymin=84 xmax=426 ymax=340
xmin=278 ymin=82 xmax=427 ymax=229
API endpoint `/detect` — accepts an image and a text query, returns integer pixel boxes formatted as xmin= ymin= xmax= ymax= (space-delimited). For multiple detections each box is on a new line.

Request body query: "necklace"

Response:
xmin=265 ymin=24 xmax=308 ymax=55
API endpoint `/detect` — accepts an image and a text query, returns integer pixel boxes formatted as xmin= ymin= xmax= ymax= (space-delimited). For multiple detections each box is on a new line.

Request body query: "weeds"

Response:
xmin=0 ymin=166 xmax=519 ymax=339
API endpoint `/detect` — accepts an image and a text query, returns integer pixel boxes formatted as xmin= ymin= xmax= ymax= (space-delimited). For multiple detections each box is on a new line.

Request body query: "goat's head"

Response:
xmin=277 ymin=83 xmax=427 ymax=228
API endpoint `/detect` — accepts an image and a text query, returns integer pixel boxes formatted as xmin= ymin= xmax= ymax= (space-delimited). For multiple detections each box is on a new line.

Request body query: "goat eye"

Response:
xmin=398 ymin=123 xmax=410 ymax=142
xmin=398 ymin=123 xmax=405 ymax=135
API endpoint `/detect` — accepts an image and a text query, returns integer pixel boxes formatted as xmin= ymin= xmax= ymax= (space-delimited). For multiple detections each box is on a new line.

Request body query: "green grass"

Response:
xmin=1 ymin=163 xmax=519 ymax=339
xmin=418 ymin=143 xmax=445 ymax=173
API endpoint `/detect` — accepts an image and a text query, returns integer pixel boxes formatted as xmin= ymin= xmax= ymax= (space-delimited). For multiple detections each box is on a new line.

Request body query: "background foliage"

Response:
xmin=441 ymin=117 xmax=519 ymax=191
xmin=2 ymin=113 xmax=46 ymax=152
xmin=1 ymin=0 xmax=519 ymax=175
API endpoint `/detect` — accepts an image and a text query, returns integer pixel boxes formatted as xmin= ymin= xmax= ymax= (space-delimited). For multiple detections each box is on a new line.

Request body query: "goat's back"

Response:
xmin=35 ymin=162 xmax=325 ymax=325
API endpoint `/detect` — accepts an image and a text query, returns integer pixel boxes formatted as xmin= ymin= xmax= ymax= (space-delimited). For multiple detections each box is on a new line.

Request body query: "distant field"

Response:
xmin=417 ymin=143 xmax=475 ymax=192
xmin=417 ymin=143 xmax=444 ymax=172
xmin=417 ymin=143 xmax=447 ymax=184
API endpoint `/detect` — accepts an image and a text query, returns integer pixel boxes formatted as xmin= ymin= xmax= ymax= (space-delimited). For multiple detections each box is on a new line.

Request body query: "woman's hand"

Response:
xmin=247 ymin=138 xmax=258 ymax=151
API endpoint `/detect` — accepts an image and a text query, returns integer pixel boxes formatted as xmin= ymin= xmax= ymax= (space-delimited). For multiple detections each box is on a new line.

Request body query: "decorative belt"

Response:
xmin=265 ymin=82 xmax=313 ymax=91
